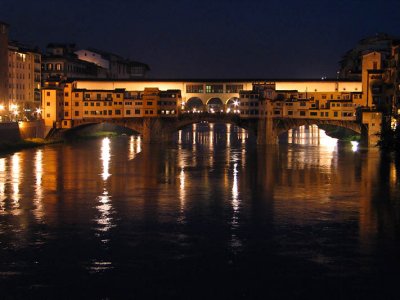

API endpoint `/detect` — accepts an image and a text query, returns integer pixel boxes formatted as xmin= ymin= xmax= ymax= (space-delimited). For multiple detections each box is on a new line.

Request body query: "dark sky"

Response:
xmin=1 ymin=0 xmax=399 ymax=79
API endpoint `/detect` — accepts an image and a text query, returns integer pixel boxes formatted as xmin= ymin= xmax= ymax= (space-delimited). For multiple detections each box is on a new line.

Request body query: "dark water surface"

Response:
xmin=1 ymin=124 xmax=400 ymax=299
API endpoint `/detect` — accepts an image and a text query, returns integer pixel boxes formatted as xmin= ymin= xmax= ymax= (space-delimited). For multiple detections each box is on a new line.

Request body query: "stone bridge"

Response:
xmin=60 ymin=113 xmax=368 ymax=144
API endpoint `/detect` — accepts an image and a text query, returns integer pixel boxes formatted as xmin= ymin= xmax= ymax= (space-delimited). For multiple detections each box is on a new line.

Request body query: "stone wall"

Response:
xmin=0 ymin=120 xmax=45 ymax=145
xmin=0 ymin=122 xmax=21 ymax=143
xmin=19 ymin=120 xmax=45 ymax=139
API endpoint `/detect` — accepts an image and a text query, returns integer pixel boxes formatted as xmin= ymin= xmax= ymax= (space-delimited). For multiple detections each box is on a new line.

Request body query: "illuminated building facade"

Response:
xmin=8 ymin=41 xmax=41 ymax=119
xmin=0 ymin=21 xmax=9 ymax=113
xmin=42 ymin=81 xmax=180 ymax=128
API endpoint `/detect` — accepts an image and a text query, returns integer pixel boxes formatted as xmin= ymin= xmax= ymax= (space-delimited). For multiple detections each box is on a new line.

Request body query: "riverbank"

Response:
xmin=0 ymin=138 xmax=62 ymax=155
xmin=0 ymin=132 xmax=121 ymax=155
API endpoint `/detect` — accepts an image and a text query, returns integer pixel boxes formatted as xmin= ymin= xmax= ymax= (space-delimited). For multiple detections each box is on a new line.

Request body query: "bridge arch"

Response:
xmin=226 ymin=97 xmax=240 ymax=113
xmin=206 ymin=98 xmax=224 ymax=113
xmin=273 ymin=118 xmax=361 ymax=138
xmin=185 ymin=97 xmax=204 ymax=112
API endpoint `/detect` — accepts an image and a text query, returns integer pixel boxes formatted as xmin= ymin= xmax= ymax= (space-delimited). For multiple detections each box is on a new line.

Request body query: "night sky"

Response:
xmin=1 ymin=0 xmax=399 ymax=79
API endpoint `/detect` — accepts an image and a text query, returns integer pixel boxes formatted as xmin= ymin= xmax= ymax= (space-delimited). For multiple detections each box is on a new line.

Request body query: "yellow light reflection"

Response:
xmin=193 ymin=123 xmax=197 ymax=145
xmin=34 ymin=150 xmax=44 ymax=220
xmin=178 ymin=167 xmax=186 ymax=224
xmin=178 ymin=130 xmax=182 ymax=144
xmin=137 ymin=136 xmax=142 ymax=153
xmin=241 ymin=131 xmax=246 ymax=144
xmin=209 ymin=123 xmax=214 ymax=150
xmin=226 ymin=124 xmax=231 ymax=147
xmin=0 ymin=158 xmax=5 ymax=211
xmin=101 ymin=138 xmax=111 ymax=180
xmin=129 ymin=136 xmax=135 ymax=160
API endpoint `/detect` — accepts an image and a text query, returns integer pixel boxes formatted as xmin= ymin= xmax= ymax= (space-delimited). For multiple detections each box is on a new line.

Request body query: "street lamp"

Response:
xmin=10 ymin=104 xmax=19 ymax=121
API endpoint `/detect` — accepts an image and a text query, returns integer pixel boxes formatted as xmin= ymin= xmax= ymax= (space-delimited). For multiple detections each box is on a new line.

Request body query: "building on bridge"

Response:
xmin=41 ymin=78 xmax=384 ymax=145
xmin=42 ymin=81 xmax=181 ymax=129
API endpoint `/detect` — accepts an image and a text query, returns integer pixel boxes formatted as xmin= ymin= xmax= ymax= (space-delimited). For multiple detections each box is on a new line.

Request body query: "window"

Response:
xmin=46 ymin=92 xmax=50 ymax=96
xmin=205 ymin=84 xmax=223 ymax=93
xmin=97 ymin=94 xmax=101 ymax=99
xmin=226 ymin=84 xmax=243 ymax=93
xmin=186 ymin=84 xmax=204 ymax=93
xmin=334 ymin=112 xmax=338 ymax=117
xmin=310 ymin=112 xmax=317 ymax=116
xmin=117 ymin=94 xmax=121 ymax=98
xmin=90 ymin=103 xmax=94 ymax=106
xmin=56 ymin=63 xmax=62 ymax=71
xmin=108 ymin=110 xmax=112 ymax=115
xmin=46 ymin=102 xmax=50 ymax=106
xmin=126 ymin=110 xmax=131 ymax=115
xmin=115 ymin=109 xmax=121 ymax=115
xmin=65 ymin=102 xmax=69 ymax=106
xmin=288 ymin=111 xmax=293 ymax=115
xmin=147 ymin=101 xmax=152 ymax=106
xmin=84 ymin=102 xmax=88 ymax=106
xmin=300 ymin=111 xmax=306 ymax=116
xmin=65 ymin=92 xmax=69 ymax=97
xmin=74 ymin=111 xmax=79 ymax=116
xmin=46 ymin=113 xmax=50 ymax=118
xmin=65 ymin=112 xmax=69 ymax=117
xmin=75 ymin=93 xmax=79 ymax=97
xmin=135 ymin=109 xmax=140 ymax=114
xmin=96 ymin=102 xmax=100 ymax=106
xmin=75 ymin=102 xmax=79 ymax=106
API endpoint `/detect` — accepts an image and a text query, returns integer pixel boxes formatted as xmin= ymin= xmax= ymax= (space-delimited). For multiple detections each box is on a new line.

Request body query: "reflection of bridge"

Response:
xmin=61 ymin=112 xmax=368 ymax=145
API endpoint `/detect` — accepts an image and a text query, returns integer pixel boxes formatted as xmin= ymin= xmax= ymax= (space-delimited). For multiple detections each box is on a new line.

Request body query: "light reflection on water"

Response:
xmin=0 ymin=123 xmax=399 ymax=298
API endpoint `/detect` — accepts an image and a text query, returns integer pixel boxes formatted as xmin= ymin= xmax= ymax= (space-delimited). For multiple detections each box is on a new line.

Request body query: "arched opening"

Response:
xmin=206 ymin=98 xmax=224 ymax=113
xmin=64 ymin=122 xmax=139 ymax=139
xmin=185 ymin=97 xmax=204 ymax=113
xmin=226 ymin=97 xmax=240 ymax=114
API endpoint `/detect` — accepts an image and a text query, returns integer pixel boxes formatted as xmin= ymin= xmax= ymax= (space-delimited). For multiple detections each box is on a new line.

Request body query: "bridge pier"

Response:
xmin=142 ymin=118 xmax=175 ymax=143
xmin=257 ymin=116 xmax=278 ymax=145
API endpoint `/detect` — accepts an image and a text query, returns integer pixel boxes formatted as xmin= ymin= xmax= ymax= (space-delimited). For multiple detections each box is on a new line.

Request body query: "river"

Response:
xmin=1 ymin=123 xmax=400 ymax=299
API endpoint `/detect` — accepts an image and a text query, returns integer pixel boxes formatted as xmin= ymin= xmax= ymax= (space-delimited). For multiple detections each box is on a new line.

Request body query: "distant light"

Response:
xmin=351 ymin=141 xmax=359 ymax=152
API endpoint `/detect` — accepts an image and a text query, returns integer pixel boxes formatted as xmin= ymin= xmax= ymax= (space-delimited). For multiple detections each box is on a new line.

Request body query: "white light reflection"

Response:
xmin=96 ymin=189 xmax=114 ymax=235
xmin=351 ymin=141 xmax=359 ymax=152
xmin=11 ymin=153 xmax=20 ymax=208
xmin=231 ymin=161 xmax=242 ymax=252
xmin=101 ymin=138 xmax=111 ymax=180
xmin=34 ymin=150 xmax=44 ymax=221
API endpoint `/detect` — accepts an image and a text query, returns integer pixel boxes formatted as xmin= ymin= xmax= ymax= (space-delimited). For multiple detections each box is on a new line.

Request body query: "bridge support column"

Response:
xmin=142 ymin=118 xmax=174 ymax=143
xmin=360 ymin=124 xmax=380 ymax=147
xmin=257 ymin=116 xmax=278 ymax=145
